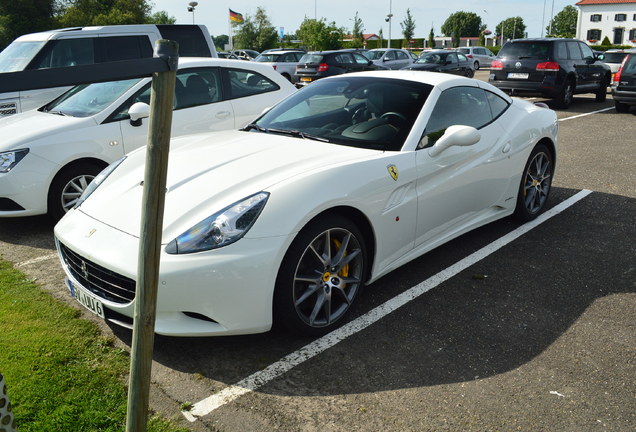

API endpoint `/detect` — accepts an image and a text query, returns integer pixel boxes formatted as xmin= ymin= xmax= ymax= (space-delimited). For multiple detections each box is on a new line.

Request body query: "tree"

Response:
xmin=0 ymin=0 xmax=59 ymax=49
xmin=233 ymin=7 xmax=278 ymax=52
xmin=58 ymin=0 xmax=152 ymax=27
xmin=213 ymin=34 xmax=229 ymax=51
xmin=296 ymin=17 xmax=344 ymax=51
xmin=546 ymin=5 xmax=577 ymax=38
xmin=400 ymin=8 xmax=416 ymax=44
xmin=441 ymin=11 xmax=482 ymax=38
xmin=496 ymin=17 xmax=526 ymax=42
xmin=351 ymin=12 xmax=364 ymax=48
xmin=147 ymin=10 xmax=176 ymax=25
xmin=428 ymin=26 xmax=435 ymax=49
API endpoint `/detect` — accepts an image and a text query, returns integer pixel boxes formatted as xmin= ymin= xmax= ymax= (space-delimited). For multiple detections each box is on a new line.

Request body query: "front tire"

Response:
xmin=48 ymin=162 xmax=103 ymax=221
xmin=274 ymin=215 xmax=367 ymax=336
xmin=595 ymin=75 xmax=609 ymax=102
xmin=514 ymin=144 xmax=554 ymax=222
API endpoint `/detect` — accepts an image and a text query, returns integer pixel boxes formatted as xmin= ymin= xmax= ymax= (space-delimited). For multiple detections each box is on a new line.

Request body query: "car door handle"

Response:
xmin=502 ymin=142 xmax=511 ymax=153
xmin=215 ymin=111 xmax=231 ymax=119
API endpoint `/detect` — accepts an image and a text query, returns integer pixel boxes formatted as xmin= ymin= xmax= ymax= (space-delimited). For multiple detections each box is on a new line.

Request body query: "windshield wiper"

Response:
xmin=242 ymin=123 xmax=268 ymax=132
xmin=267 ymin=128 xmax=330 ymax=143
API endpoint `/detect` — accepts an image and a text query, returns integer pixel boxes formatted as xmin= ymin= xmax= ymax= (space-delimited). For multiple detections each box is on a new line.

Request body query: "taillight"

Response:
xmin=466 ymin=54 xmax=473 ymax=58
xmin=614 ymin=55 xmax=629 ymax=83
xmin=318 ymin=63 xmax=329 ymax=72
xmin=272 ymin=65 xmax=277 ymax=70
xmin=491 ymin=60 xmax=503 ymax=70
xmin=536 ymin=61 xmax=560 ymax=71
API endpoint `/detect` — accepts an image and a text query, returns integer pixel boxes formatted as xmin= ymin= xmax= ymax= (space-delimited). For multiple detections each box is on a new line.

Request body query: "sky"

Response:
xmin=151 ymin=0 xmax=575 ymax=41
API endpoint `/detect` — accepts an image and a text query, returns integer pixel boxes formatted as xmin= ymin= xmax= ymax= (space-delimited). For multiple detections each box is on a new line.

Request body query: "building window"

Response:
xmin=587 ymin=29 xmax=602 ymax=41
xmin=590 ymin=14 xmax=602 ymax=22
xmin=615 ymin=14 xmax=627 ymax=22
xmin=630 ymin=29 xmax=636 ymax=41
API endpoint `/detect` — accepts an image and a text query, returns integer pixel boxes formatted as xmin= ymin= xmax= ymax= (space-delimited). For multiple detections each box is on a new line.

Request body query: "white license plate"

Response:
xmin=508 ymin=72 xmax=529 ymax=79
xmin=67 ymin=278 xmax=105 ymax=318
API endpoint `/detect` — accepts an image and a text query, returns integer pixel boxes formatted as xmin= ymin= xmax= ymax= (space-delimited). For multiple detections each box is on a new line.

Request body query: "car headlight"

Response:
xmin=73 ymin=156 xmax=127 ymax=209
xmin=0 ymin=149 xmax=29 ymax=173
xmin=165 ymin=192 xmax=269 ymax=254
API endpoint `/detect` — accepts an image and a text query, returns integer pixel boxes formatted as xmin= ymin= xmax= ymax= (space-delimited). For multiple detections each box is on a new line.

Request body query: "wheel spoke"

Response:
xmin=295 ymin=283 xmax=321 ymax=307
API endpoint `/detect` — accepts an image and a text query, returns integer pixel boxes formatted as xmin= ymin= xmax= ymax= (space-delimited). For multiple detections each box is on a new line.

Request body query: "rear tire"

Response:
xmin=473 ymin=60 xmax=479 ymax=70
xmin=615 ymin=100 xmax=630 ymax=113
xmin=555 ymin=79 xmax=574 ymax=109
xmin=514 ymin=144 xmax=554 ymax=222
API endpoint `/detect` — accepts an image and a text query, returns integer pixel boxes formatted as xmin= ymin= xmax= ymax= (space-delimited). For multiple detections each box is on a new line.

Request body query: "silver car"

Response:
xmin=457 ymin=47 xmax=497 ymax=70
xmin=254 ymin=50 xmax=305 ymax=82
xmin=364 ymin=48 xmax=414 ymax=70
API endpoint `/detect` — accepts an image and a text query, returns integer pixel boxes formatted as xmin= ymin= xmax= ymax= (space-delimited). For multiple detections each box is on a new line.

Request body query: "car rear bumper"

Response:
xmin=611 ymin=87 xmax=636 ymax=104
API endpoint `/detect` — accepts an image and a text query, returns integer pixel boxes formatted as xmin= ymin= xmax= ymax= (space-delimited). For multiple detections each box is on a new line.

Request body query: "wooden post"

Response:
xmin=125 ymin=39 xmax=178 ymax=432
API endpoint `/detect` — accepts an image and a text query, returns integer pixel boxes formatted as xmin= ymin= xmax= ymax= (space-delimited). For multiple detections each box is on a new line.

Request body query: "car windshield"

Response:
xmin=499 ymin=42 xmax=550 ymax=59
xmin=247 ymin=76 xmax=432 ymax=151
xmin=0 ymin=41 xmax=46 ymax=72
xmin=416 ymin=53 xmax=446 ymax=64
xmin=365 ymin=50 xmax=386 ymax=60
xmin=41 ymin=78 xmax=141 ymax=117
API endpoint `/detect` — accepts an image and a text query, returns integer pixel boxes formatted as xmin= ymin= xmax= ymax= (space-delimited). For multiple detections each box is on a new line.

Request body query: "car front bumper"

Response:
xmin=0 ymin=152 xmax=57 ymax=217
xmin=54 ymin=208 xmax=290 ymax=336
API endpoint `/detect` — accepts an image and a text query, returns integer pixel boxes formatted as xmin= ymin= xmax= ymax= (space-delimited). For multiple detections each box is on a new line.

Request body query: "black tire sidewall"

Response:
xmin=273 ymin=214 xmax=367 ymax=336
xmin=513 ymin=144 xmax=553 ymax=222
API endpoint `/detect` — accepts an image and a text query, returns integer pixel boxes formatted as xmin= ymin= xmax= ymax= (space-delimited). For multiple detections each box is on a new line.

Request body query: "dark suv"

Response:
xmin=489 ymin=38 xmax=611 ymax=108
xmin=294 ymin=50 xmax=386 ymax=87
xmin=611 ymin=50 xmax=636 ymax=113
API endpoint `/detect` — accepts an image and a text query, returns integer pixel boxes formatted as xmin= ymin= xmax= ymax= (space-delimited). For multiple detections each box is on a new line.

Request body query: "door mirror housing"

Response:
xmin=428 ymin=125 xmax=481 ymax=157
xmin=128 ymin=102 xmax=150 ymax=127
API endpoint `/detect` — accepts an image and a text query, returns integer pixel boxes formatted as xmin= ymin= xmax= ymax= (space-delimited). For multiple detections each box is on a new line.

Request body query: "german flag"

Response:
xmin=229 ymin=9 xmax=244 ymax=23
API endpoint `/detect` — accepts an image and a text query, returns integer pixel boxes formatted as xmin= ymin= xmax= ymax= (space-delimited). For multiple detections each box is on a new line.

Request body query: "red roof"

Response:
xmin=576 ymin=0 xmax=636 ymax=4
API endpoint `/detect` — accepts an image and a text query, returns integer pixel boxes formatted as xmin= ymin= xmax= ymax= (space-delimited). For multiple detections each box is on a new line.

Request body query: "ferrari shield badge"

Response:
xmin=387 ymin=164 xmax=399 ymax=181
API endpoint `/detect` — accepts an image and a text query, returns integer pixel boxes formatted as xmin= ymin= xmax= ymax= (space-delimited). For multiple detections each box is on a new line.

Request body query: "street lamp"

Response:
xmin=385 ymin=0 xmax=393 ymax=49
xmin=187 ymin=1 xmax=198 ymax=24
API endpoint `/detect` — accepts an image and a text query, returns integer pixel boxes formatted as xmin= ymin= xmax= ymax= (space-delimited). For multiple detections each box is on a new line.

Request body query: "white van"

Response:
xmin=0 ymin=24 xmax=217 ymax=117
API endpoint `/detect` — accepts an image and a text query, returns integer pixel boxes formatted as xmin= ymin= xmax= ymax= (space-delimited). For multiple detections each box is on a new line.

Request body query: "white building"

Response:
xmin=576 ymin=0 xmax=636 ymax=46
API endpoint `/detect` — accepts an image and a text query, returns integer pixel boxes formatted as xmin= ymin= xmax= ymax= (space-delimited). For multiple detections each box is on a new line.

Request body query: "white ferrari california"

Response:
xmin=54 ymin=71 xmax=558 ymax=337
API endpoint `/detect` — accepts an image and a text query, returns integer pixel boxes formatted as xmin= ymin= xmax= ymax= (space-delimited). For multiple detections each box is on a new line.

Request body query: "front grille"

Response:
xmin=58 ymin=241 xmax=136 ymax=304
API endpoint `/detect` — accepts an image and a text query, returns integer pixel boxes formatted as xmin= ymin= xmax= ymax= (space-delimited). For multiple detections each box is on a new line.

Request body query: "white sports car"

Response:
xmin=0 ymin=57 xmax=295 ymax=219
xmin=54 ymin=71 xmax=558 ymax=337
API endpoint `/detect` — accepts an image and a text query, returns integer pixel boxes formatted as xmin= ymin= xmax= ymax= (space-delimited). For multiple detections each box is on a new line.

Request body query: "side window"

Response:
xmin=555 ymin=42 xmax=568 ymax=59
xmin=484 ymin=90 xmax=510 ymax=120
xmin=175 ymin=68 xmax=221 ymax=109
xmin=458 ymin=53 xmax=469 ymax=62
xmin=353 ymin=53 xmax=370 ymax=64
xmin=157 ymin=25 xmax=212 ymax=57
xmin=95 ymin=36 xmax=153 ymax=62
xmin=109 ymin=83 xmax=152 ymax=122
xmin=421 ymin=87 xmax=491 ymax=148
xmin=396 ymin=51 xmax=408 ymax=60
xmin=447 ymin=53 xmax=458 ymax=63
xmin=28 ymin=38 xmax=94 ymax=69
xmin=579 ymin=42 xmax=595 ymax=60
xmin=224 ymin=68 xmax=281 ymax=99
xmin=335 ymin=54 xmax=353 ymax=64
xmin=293 ymin=52 xmax=304 ymax=61
xmin=385 ymin=51 xmax=397 ymax=61
xmin=566 ymin=41 xmax=583 ymax=60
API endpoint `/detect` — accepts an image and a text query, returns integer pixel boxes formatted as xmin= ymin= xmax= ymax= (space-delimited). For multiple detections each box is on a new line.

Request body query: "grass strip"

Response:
xmin=0 ymin=259 xmax=187 ymax=432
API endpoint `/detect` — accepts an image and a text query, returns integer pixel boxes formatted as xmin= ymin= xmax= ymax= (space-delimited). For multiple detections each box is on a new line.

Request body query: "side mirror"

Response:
xmin=128 ymin=102 xmax=150 ymax=127
xmin=428 ymin=125 xmax=480 ymax=157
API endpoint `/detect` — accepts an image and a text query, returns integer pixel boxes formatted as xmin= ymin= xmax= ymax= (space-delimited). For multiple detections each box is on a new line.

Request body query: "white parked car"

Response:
xmin=0 ymin=57 xmax=296 ymax=219
xmin=364 ymin=48 xmax=414 ymax=70
xmin=457 ymin=46 xmax=497 ymax=70
xmin=54 ymin=71 xmax=558 ymax=337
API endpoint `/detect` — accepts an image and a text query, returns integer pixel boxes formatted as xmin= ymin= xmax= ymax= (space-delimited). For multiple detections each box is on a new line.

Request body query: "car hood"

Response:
xmin=78 ymin=130 xmax=378 ymax=241
xmin=0 ymin=110 xmax=94 ymax=151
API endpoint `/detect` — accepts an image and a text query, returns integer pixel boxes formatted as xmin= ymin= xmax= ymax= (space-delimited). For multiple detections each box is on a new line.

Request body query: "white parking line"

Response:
xmin=15 ymin=253 xmax=58 ymax=268
xmin=183 ymin=189 xmax=593 ymax=422
xmin=559 ymin=107 xmax=615 ymax=122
